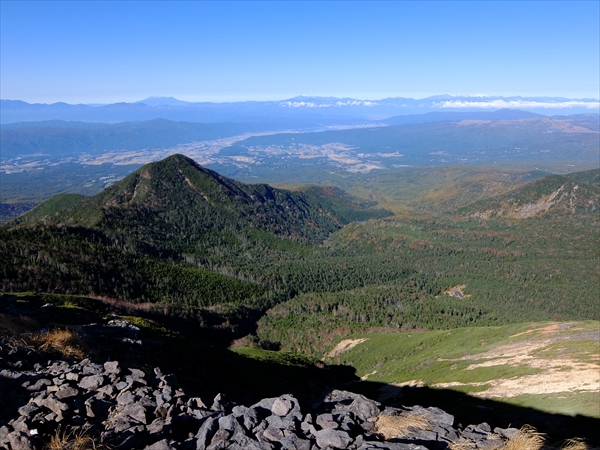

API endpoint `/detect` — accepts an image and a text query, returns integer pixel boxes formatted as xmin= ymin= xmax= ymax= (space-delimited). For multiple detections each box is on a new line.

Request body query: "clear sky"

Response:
xmin=1 ymin=1 xmax=598 ymax=104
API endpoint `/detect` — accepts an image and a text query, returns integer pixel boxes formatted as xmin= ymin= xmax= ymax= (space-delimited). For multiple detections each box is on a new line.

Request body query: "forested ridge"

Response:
xmin=1 ymin=155 xmax=598 ymax=352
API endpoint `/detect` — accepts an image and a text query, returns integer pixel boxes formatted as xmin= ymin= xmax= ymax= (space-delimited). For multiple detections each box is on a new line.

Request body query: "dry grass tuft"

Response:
xmin=31 ymin=329 xmax=86 ymax=359
xmin=1 ymin=311 xmax=87 ymax=359
xmin=560 ymin=439 xmax=591 ymax=450
xmin=449 ymin=425 xmax=549 ymax=450
xmin=375 ymin=413 xmax=430 ymax=439
xmin=448 ymin=442 xmax=479 ymax=450
xmin=503 ymin=425 xmax=546 ymax=450
xmin=45 ymin=427 xmax=109 ymax=450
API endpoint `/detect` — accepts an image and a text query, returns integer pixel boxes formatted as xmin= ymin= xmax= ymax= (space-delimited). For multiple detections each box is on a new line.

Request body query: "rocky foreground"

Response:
xmin=0 ymin=350 xmax=524 ymax=450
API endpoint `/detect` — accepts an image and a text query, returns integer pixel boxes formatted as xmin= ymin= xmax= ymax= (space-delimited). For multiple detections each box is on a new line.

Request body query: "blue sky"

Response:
xmin=1 ymin=1 xmax=598 ymax=104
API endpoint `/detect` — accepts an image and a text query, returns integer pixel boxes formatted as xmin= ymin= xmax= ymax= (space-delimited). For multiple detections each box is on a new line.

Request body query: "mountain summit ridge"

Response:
xmin=20 ymin=153 xmax=392 ymax=243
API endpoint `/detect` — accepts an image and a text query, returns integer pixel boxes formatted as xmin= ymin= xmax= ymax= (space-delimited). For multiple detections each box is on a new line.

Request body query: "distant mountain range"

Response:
xmin=2 ymin=95 xmax=598 ymax=124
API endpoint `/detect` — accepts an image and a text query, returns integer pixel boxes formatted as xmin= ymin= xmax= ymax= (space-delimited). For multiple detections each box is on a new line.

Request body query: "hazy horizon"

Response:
xmin=0 ymin=93 xmax=600 ymax=109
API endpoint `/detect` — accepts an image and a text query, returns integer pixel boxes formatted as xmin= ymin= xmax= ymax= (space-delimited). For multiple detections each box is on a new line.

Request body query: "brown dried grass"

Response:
xmin=448 ymin=442 xmax=479 ymax=450
xmin=375 ymin=413 xmax=430 ymax=439
xmin=503 ymin=425 xmax=546 ymax=450
xmin=560 ymin=439 xmax=592 ymax=450
xmin=30 ymin=329 xmax=86 ymax=359
xmin=45 ymin=427 xmax=108 ymax=450
xmin=449 ymin=425 xmax=546 ymax=450
xmin=1 ymin=312 xmax=86 ymax=359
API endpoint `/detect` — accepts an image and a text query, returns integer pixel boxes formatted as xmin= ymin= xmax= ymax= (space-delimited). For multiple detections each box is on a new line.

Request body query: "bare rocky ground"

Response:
xmin=1 ymin=296 xmax=599 ymax=449
xmin=0 ymin=347 xmax=526 ymax=450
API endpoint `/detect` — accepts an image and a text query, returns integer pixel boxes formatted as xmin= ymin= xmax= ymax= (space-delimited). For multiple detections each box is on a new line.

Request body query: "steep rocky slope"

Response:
xmin=0 ymin=353 xmax=552 ymax=450
xmin=459 ymin=169 xmax=599 ymax=219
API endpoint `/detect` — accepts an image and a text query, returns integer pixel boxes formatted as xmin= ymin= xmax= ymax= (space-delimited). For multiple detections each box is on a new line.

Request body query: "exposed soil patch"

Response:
xmin=326 ymin=338 xmax=368 ymax=358
xmin=509 ymin=323 xmax=563 ymax=338
xmin=442 ymin=284 xmax=470 ymax=299
xmin=433 ymin=322 xmax=599 ymax=399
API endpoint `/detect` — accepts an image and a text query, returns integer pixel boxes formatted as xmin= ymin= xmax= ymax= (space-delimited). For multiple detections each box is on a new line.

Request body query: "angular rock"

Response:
xmin=494 ymin=427 xmax=519 ymax=439
xmin=210 ymin=393 xmax=227 ymax=412
xmin=348 ymin=396 xmax=380 ymax=423
xmin=188 ymin=397 xmax=208 ymax=410
xmin=280 ymin=434 xmax=312 ymax=450
xmin=477 ymin=438 xmax=505 ymax=450
xmin=9 ymin=416 xmax=29 ymax=433
xmin=316 ymin=413 xmax=338 ymax=430
xmin=55 ymin=386 xmax=79 ymax=399
xmin=7 ymin=431 xmax=36 ymax=450
xmin=82 ymin=363 xmax=104 ymax=376
xmin=421 ymin=406 xmax=453 ymax=427
xmin=107 ymin=415 xmax=135 ymax=433
xmin=98 ymin=384 xmax=116 ymax=397
xmin=314 ymin=428 xmax=352 ymax=449
xmin=17 ymin=404 xmax=39 ymax=418
xmin=123 ymin=403 xmax=149 ymax=424
xmin=26 ymin=378 xmax=52 ymax=391
xmin=104 ymin=361 xmax=121 ymax=375
xmin=251 ymin=397 xmax=277 ymax=414
xmin=0 ymin=425 xmax=11 ymax=443
xmin=240 ymin=408 xmax=259 ymax=431
xmin=266 ymin=414 xmax=296 ymax=431
xmin=147 ymin=418 xmax=167 ymax=434
xmin=129 ymin=368 xmax=146 ymax=381
xmin=272 ymin=397 xmax=293 ymax=417
xmin=116 ymin=381 xmax=132 ymax=391
xmin=65 ymin=372 xmax=79 ymax=382
xmin=117 ymin=391 xmax=137 ymax=406
xmin=196 ymin=416 xmax=219 ymax=450
xmin=144 ymin=439 xmax=174 ymax=450
xmin=262 ymin=426 xmax=285 ymax=442
xmin=209 ymin=428 xmax=230 ymax=446
xmin=34 ymin=394 xmax=69 ymax=417
xmin=78 ymin=375 xmax=104 ymax=391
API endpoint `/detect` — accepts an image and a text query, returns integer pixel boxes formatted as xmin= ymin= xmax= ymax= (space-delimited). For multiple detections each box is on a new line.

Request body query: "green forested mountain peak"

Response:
xmin=18 ymin=153 xmax=391 ymax=242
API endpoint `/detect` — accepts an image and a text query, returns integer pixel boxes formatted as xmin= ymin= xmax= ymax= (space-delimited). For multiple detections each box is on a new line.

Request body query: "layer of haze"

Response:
xmin=1 ymin=1 xmax=599 ymax=104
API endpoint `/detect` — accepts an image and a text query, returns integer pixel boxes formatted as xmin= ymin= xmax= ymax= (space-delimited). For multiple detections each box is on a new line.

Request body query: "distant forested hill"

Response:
xmin=17 ymin=154 xmax=391 ymax=242
xmin=0 ymin=119 xmax=279 ymax=159
xmin=458 ymin=168 xmax=600 ymax=219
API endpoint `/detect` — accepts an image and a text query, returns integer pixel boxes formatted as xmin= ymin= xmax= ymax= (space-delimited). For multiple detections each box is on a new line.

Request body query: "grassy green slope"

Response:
xmin=325 ymin=321 xmax=599 ymax=418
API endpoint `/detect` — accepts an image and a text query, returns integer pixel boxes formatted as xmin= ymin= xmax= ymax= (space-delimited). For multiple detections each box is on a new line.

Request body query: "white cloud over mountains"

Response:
xmin=281 ymin=100 xmax=378 ymax=108
xmin=437 ymin=100 xmax=600 ymax=109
